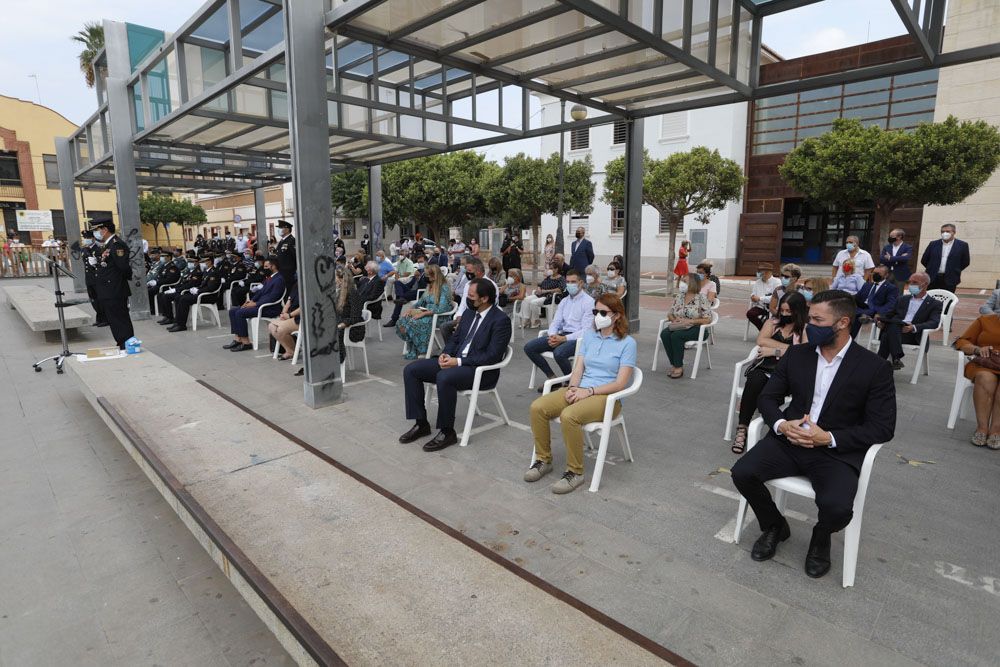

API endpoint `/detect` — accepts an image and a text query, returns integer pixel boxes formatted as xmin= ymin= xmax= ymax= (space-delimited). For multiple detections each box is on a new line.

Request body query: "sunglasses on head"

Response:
xmin=591 ymin=308 xmax=613 ymax=316
xmin=781 ymin=274 xmax=792 ymax=278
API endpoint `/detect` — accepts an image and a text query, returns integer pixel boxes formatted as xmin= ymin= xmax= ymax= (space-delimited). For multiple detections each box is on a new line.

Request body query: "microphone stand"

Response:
xmin=33 ymin=256 xmax=87 ymax=375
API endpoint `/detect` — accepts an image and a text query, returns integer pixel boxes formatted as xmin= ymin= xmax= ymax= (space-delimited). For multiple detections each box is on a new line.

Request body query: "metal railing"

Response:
xmin=0 ymin=178 xmax=25 ymax=199
xmin=0 ymin=246 xmax=73 ymax=278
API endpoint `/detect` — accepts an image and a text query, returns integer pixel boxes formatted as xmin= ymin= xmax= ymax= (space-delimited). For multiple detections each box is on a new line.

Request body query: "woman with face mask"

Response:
xmin=601 ymin=261 xmax=627 ymax=298
xmin=696 ymin=261 xmax=719 ymax=301
xmin=583 ymin=265 xmax=602 ymax=299
xmin=395 ymin=264 xmax=454 ymax=359
xmin=500 ymin=268 xmax=526 ymax=314
xmin=658 ymin=272 xmax=713 ymax=379
xmin=525 ymin=262 xmax=566 ymax=328
xmin=731 ymin=292 xmax=810 ymax=454
xmin=543 ymin=234 xmax=556 ymax=266
xmin=768 ymin=263 xmax=801 ymax=315
xmin=526 ymin=294 xmax=637 ymax=494
xmin=486 ymin=256 xmax=505 ymax=286
xmin=798 ymin=277 xmax=830 ymax=304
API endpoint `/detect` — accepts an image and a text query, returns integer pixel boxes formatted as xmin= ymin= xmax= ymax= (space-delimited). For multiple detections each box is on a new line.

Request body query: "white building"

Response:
xmin=537 ymin=96 xmax=749 ymax=276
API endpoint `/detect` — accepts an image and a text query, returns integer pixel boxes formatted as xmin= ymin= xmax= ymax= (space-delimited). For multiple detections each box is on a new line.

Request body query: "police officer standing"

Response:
xmin=80 ymin=229 xmax=108 ymax=327
xmin=274 ymin=219 xmax=296 ymax=286
xmin=89 ymin=219 xmax=134 ymax=349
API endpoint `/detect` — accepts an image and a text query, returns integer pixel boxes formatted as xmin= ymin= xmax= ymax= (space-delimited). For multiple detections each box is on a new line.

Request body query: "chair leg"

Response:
xmin=690 ymin=344 xmax=703 ymax=380
xmin=459 ymin=393 xmax=479 ymax=447
xmin=734 ymin=497 xmax=748 ymax=544
xmin=618 ymin=422 xmax=633 ymax=461
xmin=362 ymin=346 xmax=370 ymax=375
xmin=706 ymin=341 xmax=713 ymax=369
xmin=528 ymin=365 xmax=537 ymax=390
xmin=774 ymin=488 xmax=787 ymax=515
xmin=910 ymin=345 xmax=925 ymax=385
xmin=651 ymin=337 xmax=660 ymax=372
xmin=724 ymin=385 xmax=739 ymax=441
xmin=210 ymin=308 xmax=220 ymax=328
xmin=588 ymin=426 xmax=612 ymax=492
xmin=493 ymin=391 xmax=510 ymax=425
xmin=743 ymin=320 xmax=750 ymax=342
xmin=192 ymin=306 xmax=199 ymax=332
xmin=272 ymin=337 xmax=281 ymax=359
xmin=250 ymin=318 xmax=259 ymax=350
xmin=841 ymin=516 xmax=862 ymax=588
xmin=292 ymin=333 xmax=302 ymax=364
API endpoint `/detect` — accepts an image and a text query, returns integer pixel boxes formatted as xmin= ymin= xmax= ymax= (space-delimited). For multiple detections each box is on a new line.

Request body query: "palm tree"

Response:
xmin=71 ymin=22 xmax=105 ymax=88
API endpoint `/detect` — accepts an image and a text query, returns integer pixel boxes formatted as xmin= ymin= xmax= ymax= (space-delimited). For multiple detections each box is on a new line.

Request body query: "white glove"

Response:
xmin=88 ymin=257 xmax=97 ymax=266
xmin=190 ymin=287 xmax=199 ymax=295
xmin=147 ymin=280 xmax=156 ymax=287
xmin=165 ymin=288 xmax=176 ymax=295
xmin=239 ymin=280 xmax=245 ymax=287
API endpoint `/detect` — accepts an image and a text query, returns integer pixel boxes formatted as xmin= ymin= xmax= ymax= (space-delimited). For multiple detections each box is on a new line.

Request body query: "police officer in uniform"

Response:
xmin=168 ymin=253 xmax=223 ymax=332
xmin=80 ymin=229 xmax=108 ymax=327
xmin=230 ymin=253 xmax=267 ymax=307
xmin=148 ymin=248 xmax=182 ymax=315
xmin=89 ymin=219 xmax=134 ymax=348
xmin=223 ymin=251 xmax=248 ymax=310
xmin=157 ymin=257 xmax=203 ymax=326
xmin=143 ymin=247 xmax=164 ymax=315
xmin=274 ymin=219 xmax=296 ymax=286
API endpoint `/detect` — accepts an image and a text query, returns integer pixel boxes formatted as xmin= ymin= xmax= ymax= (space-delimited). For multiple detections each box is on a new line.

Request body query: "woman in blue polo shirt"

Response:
xmin=526 ymin=293 xmax=637 ymax=494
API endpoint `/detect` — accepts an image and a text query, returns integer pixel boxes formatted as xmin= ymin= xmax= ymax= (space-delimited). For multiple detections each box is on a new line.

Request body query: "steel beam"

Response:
xmin=286 ymin=0 xmax=342 ymax=408
xmin=368 ymin=165 xmax=383 ymax=252
xmin=622 ymin=117 xmax=644 ymax=331
xmin=228 ymin=0 xmax=244 ymax=69
xmin=253 ymin=186 xmax=268 ymax=250
xmin=438 ymin=5 xmax=571 ymax=56
xmin=890 ymin=0 xmax=935 ymax=63
xmin=387 ymin=0 xmax=486 ymax=41
xmin=56 ymin=138 xmax=87 ymax=293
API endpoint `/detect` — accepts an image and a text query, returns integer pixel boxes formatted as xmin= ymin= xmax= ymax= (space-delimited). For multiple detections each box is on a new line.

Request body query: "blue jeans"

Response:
xmin=524 ymin=335 xmax=576 ymax=378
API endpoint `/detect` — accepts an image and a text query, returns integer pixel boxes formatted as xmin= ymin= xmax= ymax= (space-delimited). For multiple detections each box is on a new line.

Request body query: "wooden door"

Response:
xmin=736 ymin=212 xmax=783 ymax=276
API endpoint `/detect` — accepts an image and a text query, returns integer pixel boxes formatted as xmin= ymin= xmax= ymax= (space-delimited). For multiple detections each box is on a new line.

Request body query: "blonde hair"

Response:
xmin=425 ymin=264 xmax=444 ymax=301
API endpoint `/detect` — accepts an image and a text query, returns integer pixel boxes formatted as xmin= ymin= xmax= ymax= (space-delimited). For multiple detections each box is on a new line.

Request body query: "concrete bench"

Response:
xmin=67 ymin=351 xmax=672 ymax=665
xmin=3 ymin=284 xmax=93 ymax=341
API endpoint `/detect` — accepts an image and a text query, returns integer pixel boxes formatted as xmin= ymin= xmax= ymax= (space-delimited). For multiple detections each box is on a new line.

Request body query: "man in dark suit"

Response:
xmin=274 ymin=219 xmax=297 ymax=287
xmin=569 ymin=227 xmax=594 ymax=275
xmin=920 ymin=223 xmax=970 ymax=293
xmin=90 ymin=219 xmax=135 ymax=349
xmin=851 ymin=265 xmax=897 ymax=338
xmin=400 ymin=279 xmax=512 ymax=452
xmin=879 ymin=228 xmax=913 ymax=284
xmin=80 ymin=230 xmax=108 ymax=327
xmin=875 ymin=271 xmax=943 ymax=371
xmin=224 ymin=256 xmax=286 ymax=352
xmin=731 ymin=290 xmax=896 ymax=579
xmin=168 ymin=254 xmax=224 ymax=332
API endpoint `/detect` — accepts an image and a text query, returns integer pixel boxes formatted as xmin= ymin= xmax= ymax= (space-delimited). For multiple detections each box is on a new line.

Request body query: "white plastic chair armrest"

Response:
xmin=542 ymin=373 xmax=573 ymax=395
xmin=599 ymin=368 xmax=643 ymax=424
xmin=469 ymin=346 xmax=513 ymax=392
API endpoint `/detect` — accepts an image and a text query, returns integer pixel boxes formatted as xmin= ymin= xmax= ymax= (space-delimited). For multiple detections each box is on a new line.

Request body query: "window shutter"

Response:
xmin=660 ymin=111 xmax=689 ymax=140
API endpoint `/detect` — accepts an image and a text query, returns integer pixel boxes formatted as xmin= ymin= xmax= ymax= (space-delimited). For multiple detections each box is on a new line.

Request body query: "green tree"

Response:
xmin=780 ymin=116 xmax=1000 ymax=238
xmin=330 ymin=168 xmax=368 ymax=220
xmin=139 ymin=193 xmax=206 ymax=248
xmin=71 ymin=22 xmax=105 ymax=88
xmin=603 ymin=147 xmax=744 ymax=289
xmin=485 ymin=152 xmax=594 ymax=282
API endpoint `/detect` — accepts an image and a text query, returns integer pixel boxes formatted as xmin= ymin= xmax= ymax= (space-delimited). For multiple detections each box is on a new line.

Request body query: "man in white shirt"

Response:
xmin=747 ymin=261 xmax=782 ymax=331
xmin=831 ymin=235 xmax=874 ymax=281
xmin=731 ymin=289 xmax=896 ymax=579
xmin=523 ymin=269 xmax=595 ymax=391
xmin=235 ymin=231 xmax=249 ymax=254
xmin=875 ymin=272 xmax=942 ymax=370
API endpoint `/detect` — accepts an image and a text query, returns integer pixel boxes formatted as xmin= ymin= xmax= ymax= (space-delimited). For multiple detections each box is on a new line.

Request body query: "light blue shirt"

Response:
xmin=577 ymin=329 xmax=637 ymax=390
xmin=549 ymin=290 xmax=595 ymax=341
xmin=377 ymin=259 xmax=394 ymax=279
xmin=831 ymin=273 xmax=864 ymax=295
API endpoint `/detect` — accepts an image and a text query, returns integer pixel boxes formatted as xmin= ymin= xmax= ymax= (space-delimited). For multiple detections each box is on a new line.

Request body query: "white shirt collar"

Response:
xmin=816 ymin=338 xmax=852 ymax=363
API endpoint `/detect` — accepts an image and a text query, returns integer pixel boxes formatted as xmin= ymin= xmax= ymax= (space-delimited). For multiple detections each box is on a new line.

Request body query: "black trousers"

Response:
xmin=877 ymin=323 xmax=921 ymax=361
xmin=738 ymin=368 xmax=772 ymax=427
xmin=99 ymin=295 xmax=134 ymax=349
xmin=87 ymin=284 xmax=107 ymax=324
xmin=174 ymin=292 xmax=217 ymax=327
xmin=731 ymin=433 xmax=859 ymax=535
xmin=403 ymin=358 xmax=497 ymax=430
xmin=157 ymin=292 xmax=180 ymax=320
xmin=746 ymin=306 xmax=769 ymax=331
xmin=927 ymin=276 xmax=956 ymax=293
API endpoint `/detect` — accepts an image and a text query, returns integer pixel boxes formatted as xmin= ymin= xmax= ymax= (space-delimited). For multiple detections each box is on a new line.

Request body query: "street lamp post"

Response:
xmin=555 ymin=101 xmax=588 ymax=256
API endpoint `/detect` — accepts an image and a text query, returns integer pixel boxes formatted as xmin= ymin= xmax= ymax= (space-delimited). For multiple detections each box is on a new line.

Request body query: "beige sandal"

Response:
xmin=987 ymin=434 xmax=1000 ymax=450
xmin=971 ymin=431 xmax=988 ymax=447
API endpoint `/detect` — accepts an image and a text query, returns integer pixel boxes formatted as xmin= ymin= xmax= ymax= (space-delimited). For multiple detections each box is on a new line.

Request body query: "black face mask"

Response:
xmin=576 ymin=232 xmax=583 ymax=239
xmin=465 ymin=298 xmax=479 ymax=312
xmin=872 ymin=274 xmax=884 ymax=283
xmin=778 ymin=314 xmax=794 ymax=326
xmin=465 ymin=271 xmax=475 ymax=280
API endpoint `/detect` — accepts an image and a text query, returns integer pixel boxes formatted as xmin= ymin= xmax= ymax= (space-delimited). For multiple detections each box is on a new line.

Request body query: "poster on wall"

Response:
xmin=15 ymin=210 xmax=54 ymax=232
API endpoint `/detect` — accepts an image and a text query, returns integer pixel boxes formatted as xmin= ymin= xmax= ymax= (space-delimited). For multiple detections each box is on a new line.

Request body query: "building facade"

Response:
xmin=0 ymin=95 xmax=118 ymax=244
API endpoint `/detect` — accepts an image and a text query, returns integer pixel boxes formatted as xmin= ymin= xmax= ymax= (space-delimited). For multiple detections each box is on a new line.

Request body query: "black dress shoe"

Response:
xmin=751 ymin=518 xmax=791 ymax=562
xmin=166 ymin=324 xmax=187 ymax=332
xmin=422 ymin=429 xmax=458 ymax=451
xmin=229 ymin=343 xmax=253 ymax=352
xmin=805 ymin=528 xmax=832 ymax=578
xmin=383 ymin=320 xmax=398 ymax=328
xmin=157 ymin=318 xmax=174 ymax=325
xmin=398 ymin=422 xmax=431 ymax=443
xmin=222 ymin=340 xmax=239 ymax=349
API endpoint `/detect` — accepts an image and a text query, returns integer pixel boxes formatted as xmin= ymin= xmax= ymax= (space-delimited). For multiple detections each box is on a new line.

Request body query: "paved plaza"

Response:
xmin=3 ymin=276 xmax=1000 ymax=666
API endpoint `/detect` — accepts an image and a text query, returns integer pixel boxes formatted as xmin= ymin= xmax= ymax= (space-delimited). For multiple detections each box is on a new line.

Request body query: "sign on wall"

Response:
xmin=15 ymin=210 xmax=53 ymax=232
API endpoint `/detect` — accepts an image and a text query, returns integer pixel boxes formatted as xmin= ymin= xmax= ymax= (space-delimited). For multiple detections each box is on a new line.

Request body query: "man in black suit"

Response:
xmin=89 ymin=219 xmax=135 ymax=349
xmin=876 ymin=271 xmax=943 ymax=371
xmin=731 ymin=290 xmax=896 ymax=579
xmin=851 ymin=265 xmax=897 ymax=338
xmin=274 ymin=219 xmax=297 ymax=287
xmin=879 ymin=228 xmax=913 ymax=284
xmin=400 ymin=279 xmax=512 ymax=452
xmin=920 ymin=223 xmax=970 ymax=293
xmin=569 ymin=227 xmax=594 ymax=275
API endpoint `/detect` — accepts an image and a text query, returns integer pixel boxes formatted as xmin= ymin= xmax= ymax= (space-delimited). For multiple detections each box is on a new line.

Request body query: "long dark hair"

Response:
xmin=778 ymin=291 xmax=809 ymax=337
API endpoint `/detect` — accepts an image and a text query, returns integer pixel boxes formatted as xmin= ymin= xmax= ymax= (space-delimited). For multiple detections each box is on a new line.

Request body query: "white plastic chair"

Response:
xmin=272 ymin=323 xmax=301 ymax=362
xmin=223 ymin=281 xmax=241 ymax=311
xmin=926 ymin=289 xmax=959 ymax=347
xmin=425 ymin=346 xmax=514 ymax=448
xmin=947 ymin=351 xmax=974 ymax=429
xmin=902 ymin=300 xmax=955 ymax=385
xmin=363 ymin=294 xmax=386 ymax=341
xmin=743 ymin=319 xmax=753 ymax=342
xmin=425 ymin=304 xmax=458 ymax=359
xmin=189 ymin=284 xmax=223 ymax=331
xmin=528 ymin=330 xmax=583 ymax=389
xmin=533 ymin=367 xmax=643 ymax=493
xmin=511 ymin=298 xmax=528 ymax=339
xmin=709 ymin=297 xmax=721 ymax=344
xmin=249 ymin=292 xmax=287 ymax=351
xmin=724 ymin=346 xmax=761 ymax=441
xmin=651 ymin=311 xmax=718 ymax=379
xmin=341 ymin=311 xmax=371 ymax=377
xmin=733 ymin=418 xmax=883 ymax=588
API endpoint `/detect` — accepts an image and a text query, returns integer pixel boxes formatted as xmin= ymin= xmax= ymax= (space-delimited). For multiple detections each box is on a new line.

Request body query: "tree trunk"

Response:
xmin=164 ymin=223 xmax=171 ymax=249
xmin=152 ymin=224 xmax=160 ymax=247
xmin=664 ymin=212 xmax=682 ymax=295
xmin=873 ymin=201 xmax=895 ymax=261
xmin=530 ymin=214 xmax=541 ymax=286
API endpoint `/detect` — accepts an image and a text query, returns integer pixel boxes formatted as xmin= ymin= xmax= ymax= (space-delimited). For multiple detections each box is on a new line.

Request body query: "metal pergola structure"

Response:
xmin=57 ymin=0 xmax=1000 ymax=406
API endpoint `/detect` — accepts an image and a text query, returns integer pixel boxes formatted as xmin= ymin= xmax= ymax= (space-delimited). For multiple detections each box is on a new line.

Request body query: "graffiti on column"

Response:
xmin=309 ymin=249 xmax=339 ymax=360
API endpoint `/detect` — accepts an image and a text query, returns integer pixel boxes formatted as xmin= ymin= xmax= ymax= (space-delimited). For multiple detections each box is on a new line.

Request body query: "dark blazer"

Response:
xmin=880 ymin=242 xmax=913 ymax=283
xmin=920 ymin=238 xmax=970 ymax=289
xmin=94 ymin=235 xmax=133 ymax=300
xmin=883 ymin=293 xmax=943 ymax=332
xmin=253 ymin=271 xmax=286 ymax=308
xmin=569 ymin=237 xmax=595 ymax=274
xmin=855 ymin=281 xmax=898 ymax=318
xmin=759 ymin=342 xmax=896 ymax=471
xmin=275 ymin=234 xmax=297 ymax=279
xmin=444 ymin=306 xmax=512 ymax=379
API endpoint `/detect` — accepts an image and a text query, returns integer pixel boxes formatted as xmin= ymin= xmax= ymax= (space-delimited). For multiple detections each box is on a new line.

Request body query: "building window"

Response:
xmin=612 ymin=120 xmax=627 ymax=145
xmin=570 ymin=127 xmax=589 ymax=151
xmin=660 ymin=112 xmax=688 ymax=141
xmin=0 ymin=152 xmax=20 ymax=182
xmin=569 ymin=215 xmax=589 ymax=236
xmin=341 ymin=219 xmax=356 ymax=239
xmin=611 ymin=206 xmax=625 ymax=234
xmin=42 ymin=155 xmax=60 ymax=189
xmin=658 ymin=212 xmax=672 ymax=235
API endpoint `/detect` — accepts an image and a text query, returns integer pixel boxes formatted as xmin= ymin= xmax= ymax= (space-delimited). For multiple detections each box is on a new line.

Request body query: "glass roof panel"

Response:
xmin=190 ymin=3 xmax=230 ymax=44
xmin=407 ymin=2 xmax=562 ymax=50
xmin=184 ymin=120 xmax=256 ymax=144
xmin=446 ymin=13 xmax=601 ymax=62
xmin=216 ymin=126 xmax=287 ymax=149
xmin=244 ymin=11 xmax=284 ymax=52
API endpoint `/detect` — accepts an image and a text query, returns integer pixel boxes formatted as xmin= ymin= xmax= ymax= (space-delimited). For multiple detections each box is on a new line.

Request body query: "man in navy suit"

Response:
xmin=920 ymin=223 xmax=970 ymax=293
xmin=879 ymin=228 xmax=913 ymax=284
xmin=875 ymin=271 xmax=943 ymax=371
xmin=569 ymin=226 xmax=594 ymax=275
xmin=851 ymin=265 xmax=898 ymax=338
xmin=224 ymin=256 xmax=286 ymax=352
xmin=400 ymin=279 xmax=513 ymax=451
xmin=731 ymin=290 xmax=896 ymax=579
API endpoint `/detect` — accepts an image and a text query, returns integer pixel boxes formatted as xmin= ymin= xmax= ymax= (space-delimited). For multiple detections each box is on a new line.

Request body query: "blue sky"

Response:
xmin=0 ymin=0 xmax=905 ymax=129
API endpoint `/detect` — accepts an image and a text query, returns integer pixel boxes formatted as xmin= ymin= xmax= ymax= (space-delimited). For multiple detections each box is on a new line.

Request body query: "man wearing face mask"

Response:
xmin=747 ymin=262 xmax=782 ymax=331
xmin=167 ymin=253 xmax=224 ymax=332
xmin=400 ymin=279 xmax=512 ymax=451
xmin=875 ymin=272 xmax=942 ymax=371
xmin=440 ymin=257 xmax=495 ymax=341
xmin=500 ymin=228 xmax=523 ymax=272
xmin=569 ymin=226 xmax=594 ymax=276
xmin=80 ymin=229 xmax=108 ymax=327
xmin=157 ymin=253 xmax=204 ymax=326
xmin=921 ymin=223 xmax=970 ymax=293
xmin=831 ymin=235 xmax=874 ymax=281
xmin=851 ymin=265 xmax=898 ymax=338
xmin=229 ymin=253 xmax=267 ymax=307
xmin=385 ymin=253 xmax=429 ymax=327
xmin=880 ymin=228 xmax=913 ymax=284
xmin=143 ymin=247 xmax=165 ymax=316
xmin=224 ymin=256 xmax=286 ymax=352
xmin=89 ymin=219 xmax=134 ymax=349
xmin=731 ymin=289 xmax=896 ymax=580
xmin=148 ymin=249 xmax=182 ymax=317
xmin=274 ymin=219 xmax=296 ymax=286
xmin=524 ymin=269 xmax=595 ymax=392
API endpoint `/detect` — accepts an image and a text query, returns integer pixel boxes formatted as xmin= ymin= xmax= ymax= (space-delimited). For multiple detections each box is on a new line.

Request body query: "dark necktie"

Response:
xmin=461 ymin=313 xmax=482 ymax=354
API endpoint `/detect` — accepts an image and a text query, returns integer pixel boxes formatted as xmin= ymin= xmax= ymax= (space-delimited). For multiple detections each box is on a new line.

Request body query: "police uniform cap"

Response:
xmin=82 ymin=229 xmax=94 ymax=239
xmin=276 ymin=220 xmax=292 ymax=230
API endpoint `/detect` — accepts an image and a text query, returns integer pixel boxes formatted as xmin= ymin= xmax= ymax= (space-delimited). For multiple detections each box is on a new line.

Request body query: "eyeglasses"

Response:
xmin=591 ymin=309 xmax=613 ymax=316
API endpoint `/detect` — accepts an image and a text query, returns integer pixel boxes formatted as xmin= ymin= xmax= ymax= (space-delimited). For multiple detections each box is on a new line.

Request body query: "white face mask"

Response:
xmin=254 ymin=261 xmax=263 ymax=268
xmin=506 ymin=277 xmax=514 ymax=285
xmin=83 ymin=238 xmax=93 ymax=247
xmin=594 ymin=313 xmax=614 ymax=330
xmin=214 ymin=257 xmax=222 ymax=265
xmin=275 ymin=230 xmax=284 ymax=240
xmin=545 ymin=269 xmax=553 ymax=277
xmin=678 ymin=282 xmax=689 ymax=294
xmin=941 ymin=232 xmax=953 ymax=241
xmin=585 ymin=275 xmax=595 ymax=284
xmin=187 ymin=262 xmax=195 ymax=270
xmin=607 ymin=270 xmax=616 ymax=278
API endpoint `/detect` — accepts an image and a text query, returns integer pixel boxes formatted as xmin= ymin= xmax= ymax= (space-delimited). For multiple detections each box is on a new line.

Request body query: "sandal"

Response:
xmin=668 ymin=369 xmax=684 ymax=379
xmin=971 ymin=431 xmax=988 ymax=447
xmin=988 ymin=434 xmax=1000 ymax=451
xmin=732 ymin=426 xmax=747 ymax=454
xmin=278 ymin=353 xmax=293 ymax=361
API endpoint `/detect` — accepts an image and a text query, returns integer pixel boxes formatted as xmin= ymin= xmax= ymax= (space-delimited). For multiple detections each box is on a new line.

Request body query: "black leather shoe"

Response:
xmin=222 ymin=340 xmax=239 ymax=349
xmin=166 ymin=324 xmax=187 ymax=332
xmin=805 ymin=528 xmax=832 ymax=578
xmin=229 ymin=343 xmax=253 ymax=352
xmin=383 ymin=320 xmax=398 ymax=328
xmin=157 ymin=318 xmax=174 ymax=325
xmin=751 ymin=518 xmax=791 ymax=562
xmin=398 ymin=422 xmax=431 ymax=443
xmin=422 ymin=429 xmax=458 ymax=451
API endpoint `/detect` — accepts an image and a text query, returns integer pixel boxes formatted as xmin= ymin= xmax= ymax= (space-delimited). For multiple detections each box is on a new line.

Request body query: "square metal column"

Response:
xmin=253 ymin=187 xmax=267 ymax=252
xmin=368 ymin=165 xmax=383 ymax=252
xmin=55 ymin=137 xmax=86 ymax=293
xmin=285 ymin=0 xmax=342 ymax=408
xmin=622 ymin=117 xmax=644 ymax=331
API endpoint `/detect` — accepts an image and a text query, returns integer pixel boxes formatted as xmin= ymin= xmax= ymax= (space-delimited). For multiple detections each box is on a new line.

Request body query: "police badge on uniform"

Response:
xmin=117 ymin=249 xmax=125 ymax=256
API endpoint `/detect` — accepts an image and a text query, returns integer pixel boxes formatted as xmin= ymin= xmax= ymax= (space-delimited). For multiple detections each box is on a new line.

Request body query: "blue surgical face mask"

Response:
xmin=806 ymin=322 xmax=839 ymax=348
xmin=187 ymin=261 xmax=195 ymax=270
xmin=566 ymin=282 xmax=580 ymax=296
xmin=781 ymin=277 xmax=791 ymax=287
xmin=846 ymin=242 xmax=855 ymax=251
xmin=908 ymin=284 xmax=922 ymax=297
xmin=800 ymin=288 xmax=814 ymax=302
xmin=93 ymin=230 xmax=104 ymax=241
